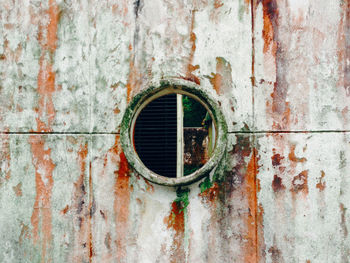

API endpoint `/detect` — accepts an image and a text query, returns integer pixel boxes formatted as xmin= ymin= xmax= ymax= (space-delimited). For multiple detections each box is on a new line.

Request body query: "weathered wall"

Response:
xmin=0 ymin=0 xmax=349 ymax=262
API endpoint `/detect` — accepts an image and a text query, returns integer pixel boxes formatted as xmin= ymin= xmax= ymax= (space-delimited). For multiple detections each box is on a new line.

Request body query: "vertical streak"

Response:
xmin=250 ymin=6 xmax=258 ymax=259
xmin=253 ymin=146 xmax=259 ymax=262
xmin=251 ymin=0 xmax=256 ymax=131
xmin=88 ymin=138 xmax=93 ymax=262
xmin=177 ymin=94 xmax=184 ymax=178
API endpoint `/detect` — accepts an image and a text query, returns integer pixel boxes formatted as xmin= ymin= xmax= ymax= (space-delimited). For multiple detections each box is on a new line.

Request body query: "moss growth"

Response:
xmin=199 ymin=176 xmax=213 ymax=193
xmin=183 ymin=95 xmax=207 ymax=127
xmin=184 ymin=165 xmax=201 ymax=176
xmin=175 ymin=188 xmax=190 ymax=211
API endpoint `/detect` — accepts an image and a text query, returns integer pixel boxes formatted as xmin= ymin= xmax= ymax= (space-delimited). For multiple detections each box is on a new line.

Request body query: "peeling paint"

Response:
xmin=210 ymin=57 xmax=233 ymax=95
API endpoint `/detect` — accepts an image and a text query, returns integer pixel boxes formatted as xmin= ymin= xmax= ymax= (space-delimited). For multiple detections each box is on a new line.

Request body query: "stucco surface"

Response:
xmin=1 ymin=0 xmax=350 ymax=262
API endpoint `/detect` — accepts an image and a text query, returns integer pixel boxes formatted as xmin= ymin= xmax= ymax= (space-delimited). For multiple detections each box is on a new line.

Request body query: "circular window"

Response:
xmin=120 ymin=79 xmax=227 ymax=186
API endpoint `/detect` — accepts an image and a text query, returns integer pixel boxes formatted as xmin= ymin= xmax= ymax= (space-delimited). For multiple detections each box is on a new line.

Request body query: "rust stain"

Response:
xmin=2 ymin=37 xmax=22 ymax=64
xmin=104 ymin=232 xmax=112 ymax=250
xmin=13 ymin=182 xmax=23 ymax=197
xmin=36 ymin=0 xmax=60 ymax=132
xmin=258 ymin=0 xmax=278 ymax=55
xmin=288 ymin=144 xmax=306 ymax=163
xmin=213 ymin=0 xmax=224 ymax=9
xmin=19 ymin=223 xmax=31 ymax=245
xmin=291 ymin=170 xmax=308 ymax=195
xmin=114 ymin=107 xmax=121 ymax=114
xmin=271 ymin=151 xmax=284 ymax=166
xmin=29 ymin=135 xmax=55 ymax=263
xmin=164 ymin=199 xmax=186 ymax=263
xmin=244 ymin=149 xmax=259 ymax=263
xmin=61 ymin=205 xmax=69 ymax=215
xmin=316 ymin=170 xmax=326 ymax=192
xmin=144 ymin=179 xmax=154 ymax=193
xmin=210 ymin=0 xmax=224 ymax=21
xmin=100 ymin=210 xmax=107 ymax=221
xmin=251 ymin=0 xmax=256 ymax=87
xmin=337 ymin=1 xmax=350 ymax=97
xmin=184 ymin=10 xmax=200 ymax=85
xmin=255 ymin=0 xmax=293 ymax=130
xmin=257 ymin=204 xmax=266 ymax=262
xmin=210 ymin=57 xmax=233 ymax=95
xmin=126 ymin=44 xmax=141 ymax=103
xmin=268 ymin=245 xmax=283 ymax=263
xmin=114 ymin=148 xmax=130 ymax=262
xmin=99 ymin=136 xmax=132 ymax=260
xmin=340 ymin=203 xmax=348 ymax=237
xmin=199 ymin=182 xmax=220 ymax=204
xmin=0 ymin=134 xmax=11 ymax=182
xmin=272 ymin=174 xmax=285 ymax=192
xmin=71 ymin=143 xmax=93 ymax=262
xmin=270 ymin=99 xmax=291 ymax=130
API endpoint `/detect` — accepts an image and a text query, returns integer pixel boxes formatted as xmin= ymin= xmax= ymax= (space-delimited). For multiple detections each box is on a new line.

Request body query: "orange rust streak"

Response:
xmin=114 ymin=150 xmax=130 ymax=262
xmin=213 ymin=0 xmax=224 ymax=9
xmin=71 ymin=143 xmax=94 ymax=262
xmin=210 ymin=57 xmax=233 ymax=95
xmin=291 ymin=170 xmax=308 ymax=195
xmin=61 ymin=205 xmax=69 ymax=215
xmin=126 ymin=44 xmax=141 ymax=103
xmin=37 ymin=58 xmax=56 ymax=132
xmin=164 ymin=201 xmax=185 ymax=263
xmin=199 ymin=182 xmax=220 ymax=205
xmin=184 ymin=10 xmax=200 ymax=85
xmin=36 ymin=0 xmax=59 ymax=132
xmin=271 ymin=152 xmax=284 ymax=166
xmin=47 ymin=0 xmax=59 ymax=52
xmin=210 ymin=72 xmax=223 ymax=95
xmin=88 ymin=161 xmax=94 ymax=261
xmin=244 ymin=149 xmax=259 ymax=263
xmin=29 ymin=135 xmax=55 ymax=262
xmin=71 ymin=143 xmax=93 ymax=262
xmin=316 ymin=170 xmax=326 ymax=192
xmin=260 ymin=0 xmax=278 ymax=55
xmin=288 ymin=145 xmax=306 ymax=163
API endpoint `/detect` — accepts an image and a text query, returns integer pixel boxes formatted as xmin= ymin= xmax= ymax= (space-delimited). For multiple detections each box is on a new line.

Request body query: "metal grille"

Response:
xmin=134 ymin=94 xmax=177 ymax=178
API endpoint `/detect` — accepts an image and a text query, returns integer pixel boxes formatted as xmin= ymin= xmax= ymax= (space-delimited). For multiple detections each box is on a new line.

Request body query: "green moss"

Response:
xmin=175 ymin=188 xmax=190 ymax=211
xmin=183 ymin=95 xmax=207 ymax=127
xmin=199 ymin=176 xmax=213 ymax=193
xmin=184 ymin=165 xmax=201 ymax=176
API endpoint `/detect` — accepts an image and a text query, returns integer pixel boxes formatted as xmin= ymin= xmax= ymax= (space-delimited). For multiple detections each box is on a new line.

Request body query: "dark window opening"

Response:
xmin=134 ymin=94 xmax=177 ymax=178
xmin=133 ymin=93 xmax=213 ymax=178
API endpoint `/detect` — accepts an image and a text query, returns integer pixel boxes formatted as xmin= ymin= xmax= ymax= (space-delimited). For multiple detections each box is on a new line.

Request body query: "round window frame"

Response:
xmin=120 ymin=78 xmax=228 ymax=186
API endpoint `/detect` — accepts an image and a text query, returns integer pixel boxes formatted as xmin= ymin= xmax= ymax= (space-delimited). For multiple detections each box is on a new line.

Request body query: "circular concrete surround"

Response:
xmin=121 ymin=78 xmax=228 ymax=186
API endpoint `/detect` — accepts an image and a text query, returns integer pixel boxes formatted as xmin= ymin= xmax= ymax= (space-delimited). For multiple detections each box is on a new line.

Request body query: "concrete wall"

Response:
xmin=0 ymin=0 xmax=349 ymax=262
